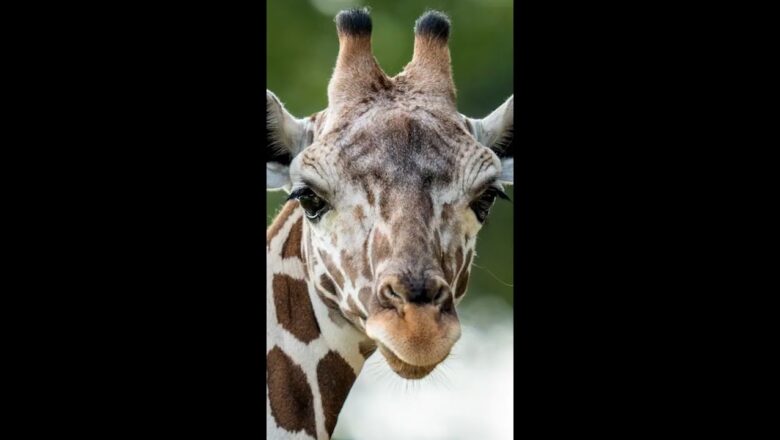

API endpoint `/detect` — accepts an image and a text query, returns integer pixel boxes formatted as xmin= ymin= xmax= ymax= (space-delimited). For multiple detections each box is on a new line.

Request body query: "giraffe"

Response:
xmin=266 ymin=9 xmax=513 ymax=440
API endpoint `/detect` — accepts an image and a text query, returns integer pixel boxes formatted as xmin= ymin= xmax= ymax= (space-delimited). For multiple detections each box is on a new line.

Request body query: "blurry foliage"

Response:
xmin=267 ymin=0 xmax=514 ymax=306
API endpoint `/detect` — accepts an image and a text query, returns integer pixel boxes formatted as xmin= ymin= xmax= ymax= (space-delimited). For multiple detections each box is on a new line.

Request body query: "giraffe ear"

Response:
xmin=463 ymin=95 xmax=513 ymax=185
xmin=266 ymin=90 xmax=314 ymax=191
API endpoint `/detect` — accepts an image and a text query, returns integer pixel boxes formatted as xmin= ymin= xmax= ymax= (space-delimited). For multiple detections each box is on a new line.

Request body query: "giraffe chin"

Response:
xmin=377 ymin=343 xmax=440 ymax=380
xmin=365 ymin=305 xmax=461 ymax=379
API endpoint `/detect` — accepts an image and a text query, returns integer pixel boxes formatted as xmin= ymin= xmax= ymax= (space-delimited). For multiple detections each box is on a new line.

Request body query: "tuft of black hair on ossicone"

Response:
xmin=335 ymin=8 xmax=372 ymax=36
xmin=414 ymin=10 xmax=450 ymax=41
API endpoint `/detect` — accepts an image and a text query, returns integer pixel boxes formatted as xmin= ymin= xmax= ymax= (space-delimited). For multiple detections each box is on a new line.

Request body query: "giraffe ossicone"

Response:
xmin=267 ymin=8 xmax=513 ymax=439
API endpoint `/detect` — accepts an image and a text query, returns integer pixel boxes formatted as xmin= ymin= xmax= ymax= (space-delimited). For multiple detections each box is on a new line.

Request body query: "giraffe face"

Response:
xmin=266 ymin=9 xmax=514 ymax=379
xmin=289 ymin=107 xmax=505 ymax=378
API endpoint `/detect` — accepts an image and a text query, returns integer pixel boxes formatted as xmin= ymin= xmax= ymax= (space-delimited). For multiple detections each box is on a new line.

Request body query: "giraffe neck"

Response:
xmin=266 ymin=201 xmax=374 ymax=440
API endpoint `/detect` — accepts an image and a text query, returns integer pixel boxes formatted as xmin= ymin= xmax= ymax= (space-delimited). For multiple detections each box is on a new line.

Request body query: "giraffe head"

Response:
xmin=266 ymin=9 xmax=513 ymax=379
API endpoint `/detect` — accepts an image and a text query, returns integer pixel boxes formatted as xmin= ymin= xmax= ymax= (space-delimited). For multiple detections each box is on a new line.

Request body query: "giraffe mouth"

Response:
xmin=366 ymin=305 xmax=461 ymax=379
xmin=377 ymin=343 xmax=440 ymax=379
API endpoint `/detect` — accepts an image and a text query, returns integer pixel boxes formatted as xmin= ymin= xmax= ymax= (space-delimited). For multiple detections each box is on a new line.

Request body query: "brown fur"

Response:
xmin=317 ymin=274 xmax=340 ymax=307
xmin=358 ymin=339 xmax=377 ymax=359
xmin=340 ymin=249 xmax=360 ymax=285
xmin=281 ymin=217 xmax=303 ymax=259
xmin=400 ymin=33 xmax=456 ymax=107
xmin=358 ymin=286 xmax=372 ymax=309
xmin=329 ymin=30 xmax=391 ymax=111
xmin=360 ymin=236 xmax=372 ymax=280
xmin=267 ymin=346 xmax=317 ymax=437
xmin=353 ymin=205 xmax=365 ymax=222
xmin=318 ymin=249 xmax=345 ymax=290
xmin=371 ymin=230 xmax=391 ymax=264
xmin=273 ymin=274 xmax=321 ymax=343
xmin=317 ymin=351 xmax=357 ymax=436
xmin=442 ymin=254 xmax=454 ymax=285
xmin=441 ymin=202 xmax=453 ymax=225
xmin=455 ymin=247 xmax=464 ymax=279
xmin=266 ymin=201 xmax=297 ymax=245
xmin=346 ymin=295 xmax=366 ymax=320
xmin=455 ymin=269 xmax=470 ymax=299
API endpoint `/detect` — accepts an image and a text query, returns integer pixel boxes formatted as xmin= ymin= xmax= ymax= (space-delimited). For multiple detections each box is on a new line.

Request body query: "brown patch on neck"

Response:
xmin=267 ymin=346 xmax=317 ymax=437
xmin=267 ymin=201 xmax=298 ymax=245
xmin=358 ymin=339 xmax=377 ymax=359
xmin=272 ymin=274 xmax=320 ymax=343
xmin=316 ymin=351 xmax=357 ymax=436
xmin=281 ymin=217 xmax=303 ymax=259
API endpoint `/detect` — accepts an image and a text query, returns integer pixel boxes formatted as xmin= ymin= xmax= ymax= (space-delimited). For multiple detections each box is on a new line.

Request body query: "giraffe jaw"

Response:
xmin=376 ymin=343 xmax=440 ymax=380
xmin=365 ymin=305 xmax=461 ymax=379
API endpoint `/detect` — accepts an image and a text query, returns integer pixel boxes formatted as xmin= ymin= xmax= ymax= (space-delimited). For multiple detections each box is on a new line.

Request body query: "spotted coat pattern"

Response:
xmin=266 ymin=8 xmax=513 ymax=440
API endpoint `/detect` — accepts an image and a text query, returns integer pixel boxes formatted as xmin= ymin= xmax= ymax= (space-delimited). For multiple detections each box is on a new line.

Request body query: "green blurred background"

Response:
xmin=267 ymin=0 xmax=514 ymax=307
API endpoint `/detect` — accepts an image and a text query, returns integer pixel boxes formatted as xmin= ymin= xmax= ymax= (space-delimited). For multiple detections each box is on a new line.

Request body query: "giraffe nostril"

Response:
xmin=380 ymin=284 xmax=401 ymax=303
xmin=379 ymin=275 xmax=451 ymax=306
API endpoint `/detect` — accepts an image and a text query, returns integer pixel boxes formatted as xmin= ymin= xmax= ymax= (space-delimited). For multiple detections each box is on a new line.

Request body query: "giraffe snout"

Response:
xmin=378 ymin=273 xmax=451 ymax=308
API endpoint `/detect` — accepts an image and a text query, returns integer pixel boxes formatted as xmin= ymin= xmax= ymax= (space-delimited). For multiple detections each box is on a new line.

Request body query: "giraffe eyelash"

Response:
xmin=483 ymin=186 xmax=512 ymax=203
xmin=470 ymin=187 xmax=510 ymax=223
xmin=287 ymin=187 xmax=313 ymax=201
xmin=288 ymin=187 xmax=331 ymax=221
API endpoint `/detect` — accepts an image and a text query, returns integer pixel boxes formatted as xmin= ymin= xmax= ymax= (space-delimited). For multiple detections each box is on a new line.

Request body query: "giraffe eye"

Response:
xmin=289 ymin=187 xmax=330 ymax=221
xmin=470 ymin=187 xmax=509 ymax=223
